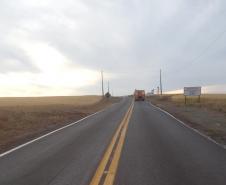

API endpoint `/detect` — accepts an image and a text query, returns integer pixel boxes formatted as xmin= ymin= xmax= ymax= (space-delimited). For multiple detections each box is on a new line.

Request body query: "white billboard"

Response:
xmin=184 ymin=87 xmax=201 ymax=96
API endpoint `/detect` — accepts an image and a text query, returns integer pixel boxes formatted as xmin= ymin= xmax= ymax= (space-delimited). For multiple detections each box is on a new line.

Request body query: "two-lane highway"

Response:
xmin=0 ymin=98 xmax=226 ymax=185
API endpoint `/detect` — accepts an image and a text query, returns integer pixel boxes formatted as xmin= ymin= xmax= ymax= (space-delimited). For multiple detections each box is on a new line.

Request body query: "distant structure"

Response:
xmin=147 ymin=89 xmax=155 ymax=96
xmin=146 ymin=92 xmax=152 ymax=96
xmin=105 ymin=81 xmax=111 ymax=98
xmin=105 ymin=92 xmax=111 ymax=98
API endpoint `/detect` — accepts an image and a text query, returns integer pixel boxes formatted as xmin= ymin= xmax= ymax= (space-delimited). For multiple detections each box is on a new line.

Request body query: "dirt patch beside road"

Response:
xmin=0 ymin=96 xmax=121 ymax=153
xmin=147 ymin=95 xmax=226 ymax=146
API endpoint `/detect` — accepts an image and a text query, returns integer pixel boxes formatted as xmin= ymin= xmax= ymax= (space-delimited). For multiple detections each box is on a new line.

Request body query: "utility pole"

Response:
xmin=101 ymin=70 xmax=104 ymax=97
xmin=107 ymin=81 xmax=110 ymax=93
xmin=160 ymin=69 xmax=163 ymax=95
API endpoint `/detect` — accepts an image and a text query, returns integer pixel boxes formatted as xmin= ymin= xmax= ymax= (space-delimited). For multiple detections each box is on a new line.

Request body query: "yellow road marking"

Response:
xmin=89 ymin=103 xmax=133 ymax=185
xmin=103 ymin=103 xmax=134 ymax=185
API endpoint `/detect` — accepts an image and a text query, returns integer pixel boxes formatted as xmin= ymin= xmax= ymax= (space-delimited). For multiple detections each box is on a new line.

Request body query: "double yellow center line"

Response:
xmin=89 ymin=102 xmax=134 ymax=185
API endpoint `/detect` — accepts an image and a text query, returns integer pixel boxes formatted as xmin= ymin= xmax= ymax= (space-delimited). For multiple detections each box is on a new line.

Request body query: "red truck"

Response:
xmin=134 ymin=89 xmax=145 ymax=101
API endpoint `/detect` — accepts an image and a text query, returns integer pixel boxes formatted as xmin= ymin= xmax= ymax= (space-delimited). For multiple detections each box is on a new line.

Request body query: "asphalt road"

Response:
xmin=0 ymin=98 xmax=226 ymax=185
xmin=115 ymin=101 xmax=226 ymax=185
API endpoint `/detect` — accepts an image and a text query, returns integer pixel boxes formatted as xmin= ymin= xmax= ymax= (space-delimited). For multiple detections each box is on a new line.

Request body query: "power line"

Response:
xmin=189 ymin=29 xmax=226 ymax=65
xmin=168 ymin=28 xmax=226 ymax=75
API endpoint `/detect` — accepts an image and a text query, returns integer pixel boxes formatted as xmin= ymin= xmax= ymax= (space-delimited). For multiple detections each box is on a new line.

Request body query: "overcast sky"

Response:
xmin=0 ymin=0 xmax=226 ymax=96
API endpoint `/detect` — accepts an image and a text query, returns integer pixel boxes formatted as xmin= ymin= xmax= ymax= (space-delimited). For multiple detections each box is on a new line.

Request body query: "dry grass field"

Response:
xmin=169 ymin=94 xmax=226 ymax=113
xmin=148 ymin=94 xmax=226 ymax=145
xmin=0 ymin=95 xmax=102 ymax=107
xmin=0 ymin=96 xmax=120 ymax=153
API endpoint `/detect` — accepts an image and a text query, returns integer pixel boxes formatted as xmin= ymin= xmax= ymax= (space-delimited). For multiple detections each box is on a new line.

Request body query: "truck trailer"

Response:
xmin=134 ymin=90 xmax=145 ymax=101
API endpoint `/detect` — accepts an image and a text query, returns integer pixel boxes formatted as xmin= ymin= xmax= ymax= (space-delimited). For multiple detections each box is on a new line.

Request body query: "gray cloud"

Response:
xmin=0 ymin=0 xmax=226 ymax=95
xmin=0 ymin=41 xmax=39 ymax=73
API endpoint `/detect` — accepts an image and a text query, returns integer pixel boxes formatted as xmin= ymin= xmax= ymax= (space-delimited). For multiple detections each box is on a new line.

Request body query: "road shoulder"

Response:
xmin=147 ymin=97 xmax=226 ymax=147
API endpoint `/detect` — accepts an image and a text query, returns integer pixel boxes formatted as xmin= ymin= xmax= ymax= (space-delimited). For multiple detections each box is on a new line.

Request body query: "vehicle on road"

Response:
xmin=134 ymin=89 xmax=145 ymax=101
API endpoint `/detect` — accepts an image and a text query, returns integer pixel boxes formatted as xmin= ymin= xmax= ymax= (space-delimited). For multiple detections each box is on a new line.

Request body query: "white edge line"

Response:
xmin=149 ymin=102 xmax=226 ymax=150
xmin=0 ymin=108 xmax=107 ymax=158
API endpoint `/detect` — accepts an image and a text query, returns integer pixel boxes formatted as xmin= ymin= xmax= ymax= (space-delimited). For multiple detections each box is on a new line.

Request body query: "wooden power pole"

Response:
xmin=160 ymin=69 xmax=163 ymax=95
xmin=101 ymin=70 xmax=104 ymax=97
xmin=107 ymin=81 xmax=110 ymax=93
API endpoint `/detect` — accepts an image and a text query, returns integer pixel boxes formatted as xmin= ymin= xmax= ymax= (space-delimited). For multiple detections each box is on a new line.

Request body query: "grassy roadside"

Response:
xmin=0 ymin=96 xmax=121 ymax=153
xmin=147 ymin=94 xmax=226 ymax=146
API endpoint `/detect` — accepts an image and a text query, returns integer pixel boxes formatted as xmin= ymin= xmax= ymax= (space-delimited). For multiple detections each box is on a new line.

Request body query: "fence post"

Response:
xmin=198 ymin=95 xmax=201 ymax=103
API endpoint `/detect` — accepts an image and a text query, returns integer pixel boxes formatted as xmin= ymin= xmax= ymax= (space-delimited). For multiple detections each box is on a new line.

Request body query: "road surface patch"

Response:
xmin=89 ymin=102 xmax=134 ymax=185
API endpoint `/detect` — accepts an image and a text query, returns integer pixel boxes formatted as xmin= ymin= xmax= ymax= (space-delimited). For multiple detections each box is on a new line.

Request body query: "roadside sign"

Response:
xmin=184 ymin=87 xmax=201 ymax=104
xmin=184 ymin=87 xmax=201 ymax=96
